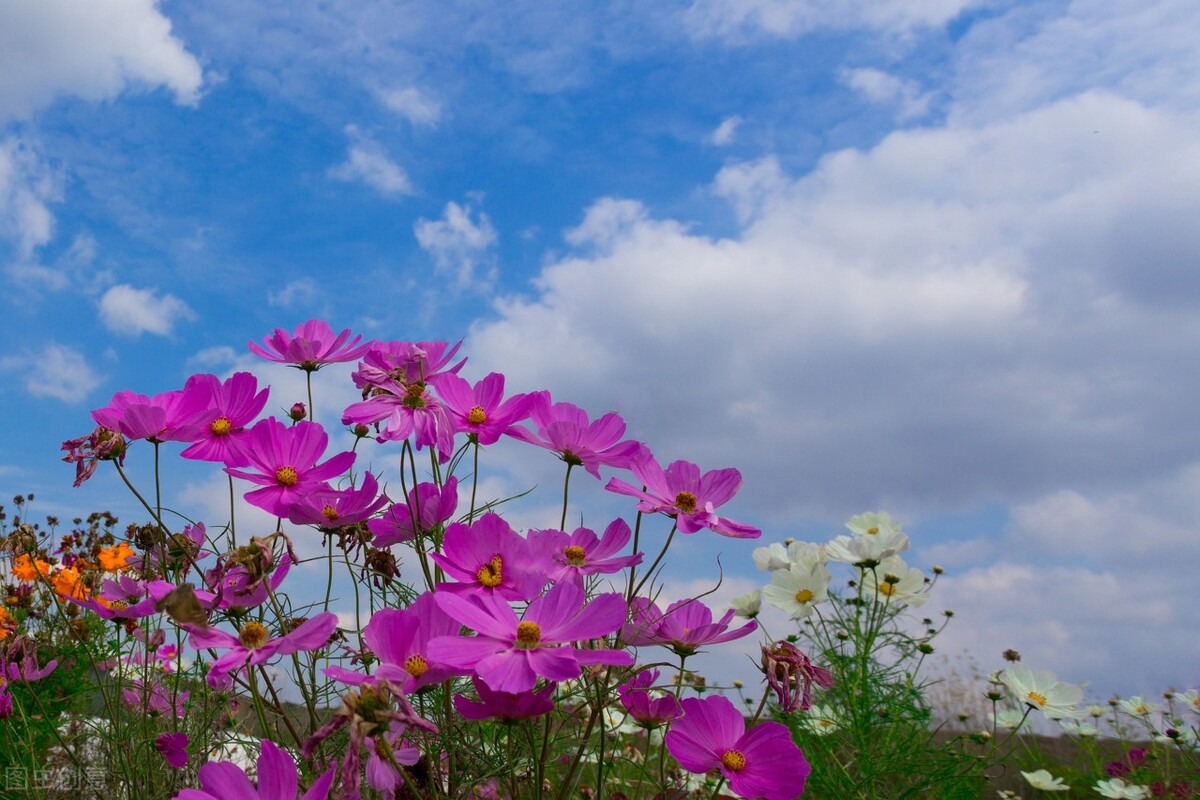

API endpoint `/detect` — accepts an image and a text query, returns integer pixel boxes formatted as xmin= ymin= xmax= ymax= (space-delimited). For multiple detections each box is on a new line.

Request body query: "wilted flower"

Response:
xmin=761 ymin=641 xmax=835 ymax=713
xmin=60 ymin=425 xmax=127 ymax=486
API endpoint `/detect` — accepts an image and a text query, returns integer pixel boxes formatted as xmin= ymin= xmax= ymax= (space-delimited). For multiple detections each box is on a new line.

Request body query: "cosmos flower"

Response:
xmin=248 ymin=319 xmax=371 ymax=371
xmin=622 ymin=597 xmax=756 ymax=657
xmin=155 ymin=732 xmax=189 ymax=769
xmin=351 ymin=339 xmax=466 ymax=389
xmin=223 ymin=419 xmax=356 ymax=517
xmin=752 ymin=540 xmax=825 ymax=573
xmin=187 ymin=612 xmax=338 ymax=689
xmin=367 ymin=478 xmax=458 ymax=548
xmin=431 ymin=371 xmax=534 ymax=445
xmin=454 ymin=676 xmax=556 ymax=722
xmin=999 ymin=665 xmax=1084 ymax=720
xmin=91 ymin=387 xmax=210 ymax=444
xmin=761 ymin=640 xmax=835 ymax=714
xmin=859 ymin=555 xmax=929 ymax=608
xmin=428 ymin=513 xmax=547 ymax=601
xmin=285 ymin=471 xmax=388 ymax=528
xmin=506 ymin=393 xmax=643 ymax=479
xmin=606 ymin=455 xmax=760 ymax=539
xmin=665 ymin=695 xmax=810 ymax=800
xmin=172 ymin=738 xmax=335 ymax=800
xmin=1022 ymin=769 xmax=1069 ymax=791
xmin=427 ymin=580 xmax=633 ymax=694
xmin=341 ymin=378 xmax=455 ymax=460
xmin=761 ymin=560 xmax=831 ymax=620
xmin=527 ymin=518 xmax=643 ymax=586
xmin=179 ymin=372 xmax=270 ymax=466
xmin=617 ymin=669 xmax=682 ymax=728
xmin=1093 ymin=779 xmax=1151 ymax=799
xmin=61 ymin=425 xmax=126 ymax=486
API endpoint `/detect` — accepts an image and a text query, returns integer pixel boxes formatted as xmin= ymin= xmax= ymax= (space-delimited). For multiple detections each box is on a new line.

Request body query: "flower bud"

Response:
xmin=288 ymin=402 xmax=307 ymax=422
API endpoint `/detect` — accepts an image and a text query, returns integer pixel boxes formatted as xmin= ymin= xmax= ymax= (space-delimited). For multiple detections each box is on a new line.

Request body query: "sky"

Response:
xmin=1 ymin=0 xmax=1198 ymax=707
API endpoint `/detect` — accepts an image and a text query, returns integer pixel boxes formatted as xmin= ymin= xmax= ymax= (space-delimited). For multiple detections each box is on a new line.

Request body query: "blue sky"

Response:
xmin=2 ymin=0 xmax=1199 ymax=705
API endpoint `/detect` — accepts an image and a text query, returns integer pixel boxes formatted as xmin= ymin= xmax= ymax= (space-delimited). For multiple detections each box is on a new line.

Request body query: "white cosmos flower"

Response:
xmin=1119 ymin=696 xmax=1157 ymax=717
xmin=761 ymin=560 xmax=831 ymax=620
xmin=1059 ymin=717 xmax=1099 ymax=737
xmin=730 ymin=589 xmax=762 ymax=619
xmin=796 ymin=704 xmax=842 ymax=735
xmin=1022 ymin=769 xmax=1070 ymax=791
xmin=845 ymin=511 xmax=903 ymax=538
xmin=993 ymin=708 xmax=1027 ymax=731
xmin=860 ymin=555 xmax=929 ymax=607
xmin=1094 ymin=778 xmax=1150 ymax=799
xmin=825 ymin=527 xmax=910 ymax=566
xmin=752 ymin=540 xmax=825 ymax=572
xmin=999 ymin=665 xmax=1084 ymax=720
xmin=1175 ymin=689 xmax=1200 ymax=714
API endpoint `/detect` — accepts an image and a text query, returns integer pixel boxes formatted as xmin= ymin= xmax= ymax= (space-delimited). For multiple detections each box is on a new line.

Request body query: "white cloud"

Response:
xmin=0 ymin=341 xmax=101 ymax=403
xmin=0 ymin=137 xmax=59 ymax=259
xmin=840 ymin=67 xmax=933 ymax=120
xmin=683 ymin=0 xmax=983 ymax=40
xmin=414 ymin=199 xmax=498 ymax=289
xmin=328 ymin=126 xmax=414 ymax=196
xmin=268 ymin=277 xmax=319 ymax=309
xmin=98 ymin=283 xmax=197 ymax=337
xmin=379 ymin=85 xmax=441 ymax=126
xmin=710 ymin=114 xmax=743 ymax=145
xmin=0 ymin=0 xmax=204 ymax=121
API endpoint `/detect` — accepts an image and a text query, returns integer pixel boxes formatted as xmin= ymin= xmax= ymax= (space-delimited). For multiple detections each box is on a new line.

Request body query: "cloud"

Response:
xmin=0 ymin=0 xmax=203 ymax=121
xmin=328 ymin=126 xmax=414 ymax=196
xmin=379 ymin=86 xmax=442 ymax=126
xmin=840 ymin=67 xmax=933 ymax=120
xmin=710 ymin=115 xmax=743 ymax=145
xmin=98 ymin=284 xmax=197 ymax=337
xmin=0 ymin=137 xmax=59 ymax=259
xmin=683 ymin=0 xmax=983 ymax=40
xmin=268 ymin=277 xmax=319 ymax=309
xmin=414 ymin=199 xmax=498 ymax=289
xmin=0 ymin=341 xmax=101 ymax=403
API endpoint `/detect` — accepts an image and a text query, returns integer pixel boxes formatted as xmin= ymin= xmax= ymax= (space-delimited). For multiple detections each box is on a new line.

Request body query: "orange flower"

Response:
xmin=0 ymin=606 xmax=14 ymax=640
xmin=97 ymin=542 xmax=136 ymax=572
xmin=53 ymin=566 xmax=90 ymax=600
xmin=11 ymin=554 xmax=52 ymax=583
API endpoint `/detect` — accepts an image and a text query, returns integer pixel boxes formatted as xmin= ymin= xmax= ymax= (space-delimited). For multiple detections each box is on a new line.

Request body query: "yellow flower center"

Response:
xmin=674 ymin=491 xmax=697 ymax=513
xmin=276 ymin=466 xmax=299 ymax=487
xmin=720 ymin=750 xmax=747 ymax=772
xmin=239 ymin=621 xmax=268 ymax=649
xmin=476 ymin=555 xmax=504 ymax=588
xmin=1026 ymin=691 xmax=1047 ymax=707
xmin=878 ymin=582 xmax=895 ymax=596
xmin=210 ymin=416 xmax=232 ymax=435
xmin=402 ymin=382 xmax=427 ymax=409
xmin=515 ymin=621 xmax=541 ymax=648
xmin=795 ymin=588 xmax=815 ymax=603
xmin=564 ymin=545 xmax=587 ymax=566
xmin=404 ymin=654 xmax=429 ymax=679
xmin=321 ymin=505 xmax=340 ymax=523
xmin=467 ymin=406 xmax=487 ymax=425
xmin=867 ymin=526 xmax=879 ymax=535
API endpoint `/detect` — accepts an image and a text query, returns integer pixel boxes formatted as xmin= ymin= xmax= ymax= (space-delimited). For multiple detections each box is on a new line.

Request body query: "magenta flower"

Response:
xmin=431 ymin=372 xmax=533 ymax=445
xmin=622 ymin=597 xmax=756 ymax=657
xmin=428 ymin=513 xmax=548 ymax=601
xmin=364 ymin=729 xmax=421 ymax=796
xmin=351 ymin=339 xmax=466 ymax=390
xmin=528 ymin=518 xmax=643 ymax=586
xmin=124 ymin=679 xmax=189 ymax=719
xmin=665 ymin=695 xmax=810 ymax=800
xmin=326 ymin=592 xmax=462 ymax=693
xmin=173 ymin=739 xmax=335 ymax=800
xmin=155 ymin=732 xmax=189 ymax=769
xmin=187 ymin=612 xmax=338 ymax=689
xmin=61 ymin=425 xmax=126 ymax=486
xmin=248 ymin=319 xmax=371 ymax=371
xmin=341 ymin=378 xmax=455 ymax=460
xmin=427 ymin=580 xmax=633 ymax=694
xmin=506 ymin=393 xmax=644 ymax=479
xmin=454 ymin=676 xmax=556 ymax=721
xmin=762 ymin=641 xmax=835 ymax=714
xmin=607 ymin=455 xmax=760 ymax=539
xmin=618 ymin=669 xmax=683 ymax=728
xmin=286 ymin=471 xmax=388 ymax=528
xmin=91 ymin=387 xmax=210 ymax=444
xmin=367 ymin=478 xmax=458 ymax=547
xmin=180 ymin=372 xmax=270 ymax=466
xmin=223 ymin=419 xmax=355 ymax=517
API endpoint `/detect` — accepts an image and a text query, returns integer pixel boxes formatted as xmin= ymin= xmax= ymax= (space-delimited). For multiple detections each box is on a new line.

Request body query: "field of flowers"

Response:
xmin=0 ymin=320 xmax=1195 ymax=799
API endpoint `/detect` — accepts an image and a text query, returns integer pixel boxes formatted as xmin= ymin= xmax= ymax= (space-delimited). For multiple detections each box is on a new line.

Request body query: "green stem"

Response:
xmin=559 ymin=462 xmax=575 ymax=531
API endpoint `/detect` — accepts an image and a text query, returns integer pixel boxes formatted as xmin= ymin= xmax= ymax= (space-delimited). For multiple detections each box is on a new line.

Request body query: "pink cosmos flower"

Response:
xmin=187 ymin=612 xmax=338 ymax=689
xmin=224 ymin=419 xmax=356 ymax=517
xmin=622 ymin=597 xmax=756 ymax=657
xmin=155 ymin=732 xmax=189 ymax=769
xmin=618 ymin=669 xmax=683 ymax=728
xmin=91 ymin=387 xmax=210 ymax=444
xmin=430 ymin=372 xmax=533 ymax=445
xmin=180 ymin=372 xmax=270 ymax=466
xmin=124 ymin=680 xmax=189 ymax=719
xmin=341 ymin=378 xmax=455 ymax=460
xmin=454 ymin=676 xmax=556 ymax=721
xmin=367 ymin=478 xmax=458 ymax=547
xmin=325 ymin=592 xmax=462 ymax=693
xmin=506 ymin=393 xmax=644 ymax=479
xmin=285 ymin=472 xmax=388 ymax=528
xmin=248 ymin=319 xmax=371 ymax=371
xmin=665 ymin=695 xmax=810 ymax=800
xmin=173 ymin=738 xmax=335 ymax=800
xmin=351 ymin=339 xmax=466 ymax=390
xmin=61 ymin=425 xmax=126 ymax=486
xmin=762 ymin=640 xmax=835 ymax=714
xmin=527 ymin=518 xmax=643 ymax=586
xmin=428 ymin=513 xmax=548 ymax=601
xmin=427 ymin=580 xmax=633 ymax=694
xmin=364 ymin=729 xmax=421 ymax=796
xmin=606 ymin=455 xmax=760 ymax=539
